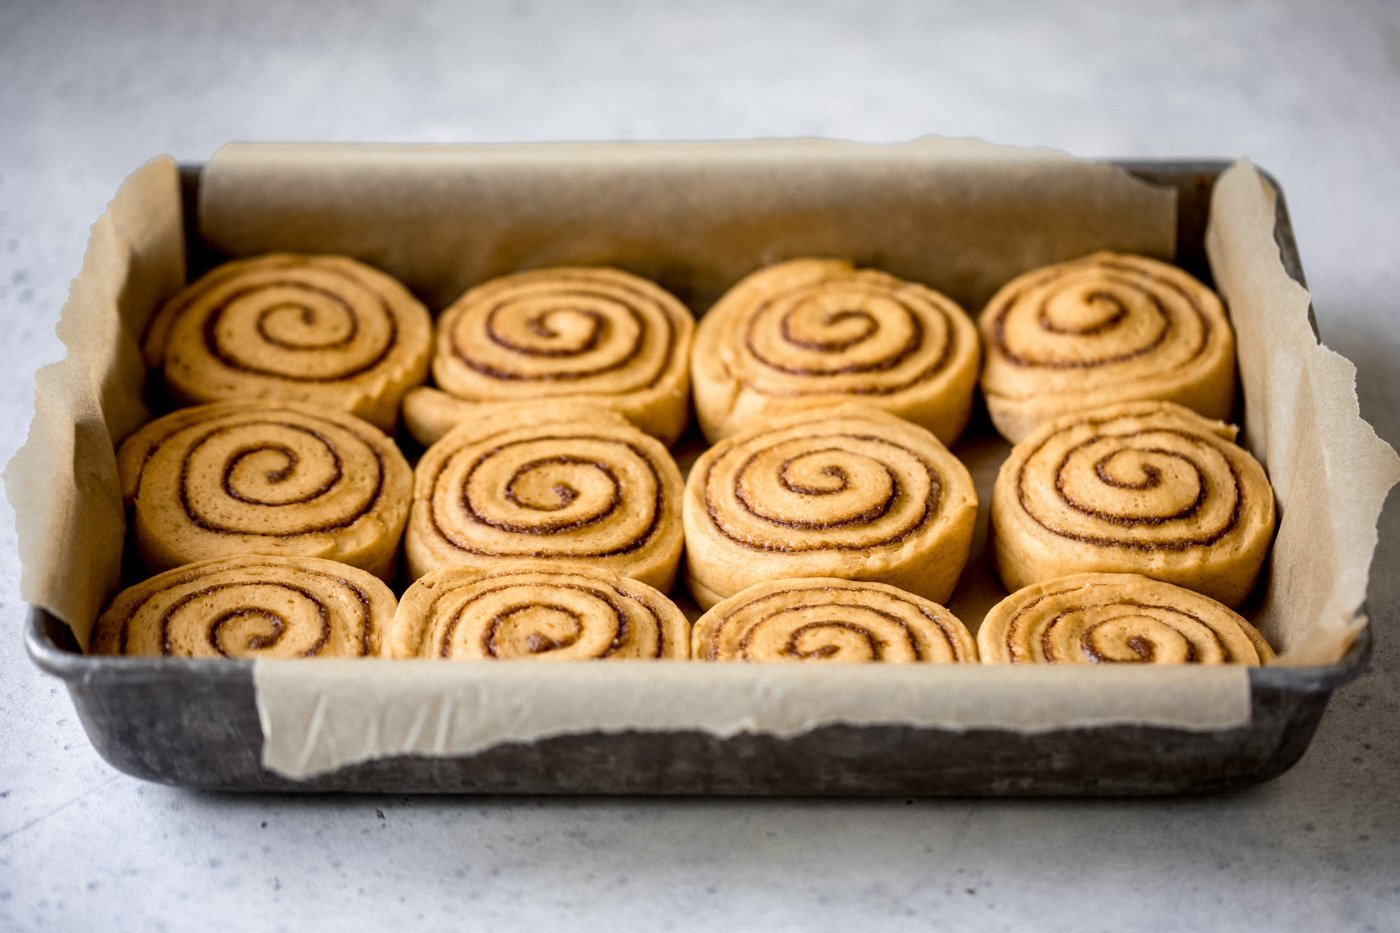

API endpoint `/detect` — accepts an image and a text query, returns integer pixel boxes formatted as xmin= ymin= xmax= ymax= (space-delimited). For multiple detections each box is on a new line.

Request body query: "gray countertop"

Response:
xmin=3 ymin=1 xmax=1398 ymax=930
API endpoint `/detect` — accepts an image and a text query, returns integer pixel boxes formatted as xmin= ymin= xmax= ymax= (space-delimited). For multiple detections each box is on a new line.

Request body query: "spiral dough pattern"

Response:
xmin=683 ymin=405 xmax=977 ymax=610
xmin=405 ymin=407 xmax=685 ymax=590
xmin=117 ymin=400 xmax=412 ymax=580
xmin=979 ymin=251 xmax=1235 ymax=442
xmin=90 ymin=556 xmax=397 ymax=659
xmin=145 ymin=253 xmax=433 ymax=431
xmin=693 ymin=578 xmax=976 ymax=663
xmin=978 ymin=573 xmax=1274 ymax=665
xmin=692 ymin=259 xmax=981 ymax=444
xmin=991 ymin=401 xmax=1275 ymax=607
xmin=391 ymin=564 xmax=689 ymax=660
xmin=430 ymin=267 xmax=695 ymax=444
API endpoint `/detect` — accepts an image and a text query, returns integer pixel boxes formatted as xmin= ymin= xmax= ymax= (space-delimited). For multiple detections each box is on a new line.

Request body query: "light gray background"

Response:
xmin=2 ymin=1 xmax=1398 ymax=930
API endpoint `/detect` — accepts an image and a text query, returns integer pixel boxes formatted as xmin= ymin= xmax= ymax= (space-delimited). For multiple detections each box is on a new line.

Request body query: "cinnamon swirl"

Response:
xmin=991 ymin=401 xmax=1275 ymax=607
xmin=117 ymin=401 xmax=412 ymax=579
xmin=429 ymin=267 xmax=695 ymax=445
xmin=693 ymin=578 xmax=976 ymax=663
xmin=691 ymin=258 xmax=980 ymax=444
xmin=391 ymin=564 xmax=689 ymax=659
xmin=144 ymin=253 xmax=432 ymax=431
xmin=978 ymin=573 xmax=1274 ymax=665
xmin=683 ymin=404 xmax=978 ymax=610
xmin=404 ymin=405 xmax=685 ymax=590
xmin=979 ymin=252 xmax=1235 ymax=442
xmin=90 ymin=556 xmax=396 ymax=659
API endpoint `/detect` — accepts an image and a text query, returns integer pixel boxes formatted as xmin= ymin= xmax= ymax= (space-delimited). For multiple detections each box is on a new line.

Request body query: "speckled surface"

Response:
xmin=2 ymin=1 xmax=1399 ymax=929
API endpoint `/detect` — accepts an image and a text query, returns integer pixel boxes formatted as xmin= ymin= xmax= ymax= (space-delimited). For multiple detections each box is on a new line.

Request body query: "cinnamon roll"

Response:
xmin=991 ymin=401 xmax=1275 ymax=607
xmin=405 ymin=405 xmax=685 ymax=590
xmin=90 ymin=556 xmax=396 ymax=659
xmin=691 ymin=258 xmax=980 ymax=445
xmin=144 ymin=253 xmax=432 ymax=431
xmin=979 ymin=252 xmax=1235 ymax=442
xmin=391 ymin=564 xmax=689 ymax=659
xmin=117 ymin=401 xmax=412 ymax=579
xmin=683 ymin=404 xmax=978 ymax=610
xmin=978 ymin=573 xmax=1274 ymax=665
xmin=429 ymin=267 xmax=695 ymax=445
xmin=693 ymin=578 xmax=976 ymax=663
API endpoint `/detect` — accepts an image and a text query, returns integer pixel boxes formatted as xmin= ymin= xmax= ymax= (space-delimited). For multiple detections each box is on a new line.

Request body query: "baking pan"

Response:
xmin=23 ymin=160 xmax=1373 ymax=795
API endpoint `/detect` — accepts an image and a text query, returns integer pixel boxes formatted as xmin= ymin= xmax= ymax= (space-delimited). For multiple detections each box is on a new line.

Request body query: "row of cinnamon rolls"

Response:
xmin=112 ymin=395 xmax=1274 ymax=600
xmin=141 ymin=250 xmax=1235 ymax=448
xmin=92 ymin=558 xmax=1272 ymax=667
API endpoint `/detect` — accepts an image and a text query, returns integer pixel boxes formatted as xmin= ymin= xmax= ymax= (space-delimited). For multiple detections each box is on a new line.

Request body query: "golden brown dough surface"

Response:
xmin=146 ymin=253 xmax=432 ymax=431
xmin=692 ymin=258 xmax=980 ymax=445
xmin=117 ymin=401 xmax=412 ymax=580
xmin=693 ymin=577 xmax=976 ymax=663
xmin=91 ymin=556 xmax=396 ymax=659
xmin=683 ymin=404 xmax=977 ymax=610
xmin=431 ymin=267 xmax=694 ymax=445
xmin=391 ymin=563 xmax=689 ymax=659
xmin=978 ymin=573 xmax=1274 ymax=665
xmin=405 ymin=404 xmax=684 ymax=590
xmin=979 ymin=251 xmax=1235 ymax=442
xmin=991 ymin=400 xmax=1275 ymax=607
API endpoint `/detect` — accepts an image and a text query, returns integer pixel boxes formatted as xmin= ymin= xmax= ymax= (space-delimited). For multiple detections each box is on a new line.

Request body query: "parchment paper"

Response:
xmin=1206 ymin=161 xmax=1400 ymax=664
xmin=7 ymin=141 xmax=1397 ymax=781
xmin=257 ymin=661 xmax=1250 ymax=778
xmin=198 ymin=138 xmax=1177 ymax=313
xmin=4 ymin=157 xmax=184 ymax=644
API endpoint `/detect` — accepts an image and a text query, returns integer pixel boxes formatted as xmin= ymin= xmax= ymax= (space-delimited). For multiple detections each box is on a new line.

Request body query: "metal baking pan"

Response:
xmin=24 ymin=160 xmax=1373 ymax=795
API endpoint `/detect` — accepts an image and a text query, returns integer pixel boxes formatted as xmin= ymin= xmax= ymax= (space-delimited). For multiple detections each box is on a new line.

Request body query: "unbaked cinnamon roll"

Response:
xmin=90 ymin=556 xmax=396 ymax=659
xmin=683 ymin=404 xmax=978 ymax=610
xmin=991 ymin=401 xmax=1275 ymax=607
xmin=391 ymin=564 xmax=689 ymax=659
xmin=693 ymin=578 xmax=976 ymax=663
xmin=429 ymin=267 xmax=694 ymax=445
xmin=117 ymin=401 xmax=412 ymax=579
xmin=691 ymin=258 xmax=981 ymax=445
xmin=979 ymin=252 xmax=1235 ymax=442
xmin=144 ymin=253 xmax=432 ymax=431
xmin=405 ymin=405 xmax=684 ymax=590
xmin=978 ymin=573 xmax=1274 ymax=665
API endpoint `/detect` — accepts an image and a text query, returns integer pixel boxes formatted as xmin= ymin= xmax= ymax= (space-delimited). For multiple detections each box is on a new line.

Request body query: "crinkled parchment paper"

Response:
xmin=5 ymin=157 xmax=183 ymax=636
